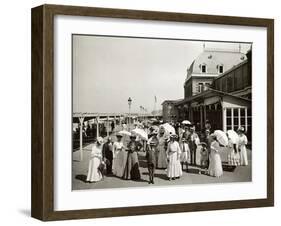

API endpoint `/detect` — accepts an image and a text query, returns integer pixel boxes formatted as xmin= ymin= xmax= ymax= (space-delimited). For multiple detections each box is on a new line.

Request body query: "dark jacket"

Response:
xmin=146 ymin=149 xmax=156 ymax=165
xmin=102 ymin=142 xmax=113 ymax=160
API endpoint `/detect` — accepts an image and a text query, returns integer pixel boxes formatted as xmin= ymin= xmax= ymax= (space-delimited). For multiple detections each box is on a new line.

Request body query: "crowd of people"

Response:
xmin=85 ymin=120 xmax=249 ymax=185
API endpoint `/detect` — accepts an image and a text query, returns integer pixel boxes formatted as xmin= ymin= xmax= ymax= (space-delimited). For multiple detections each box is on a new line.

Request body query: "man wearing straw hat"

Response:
xmin=187 ymin=126 xmax=200 ymax=166
xmin=146 ymin=140 xmax=157 ymax=184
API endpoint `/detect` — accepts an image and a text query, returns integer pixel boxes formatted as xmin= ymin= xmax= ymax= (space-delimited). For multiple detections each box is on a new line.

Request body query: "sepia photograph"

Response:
xmin=72 ymin=34 xmax=252 ymax=190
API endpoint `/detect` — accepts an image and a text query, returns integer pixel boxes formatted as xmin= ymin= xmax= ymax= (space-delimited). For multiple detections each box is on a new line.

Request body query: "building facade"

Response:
xmin=163 ymin=47 xmax=252 ymax=139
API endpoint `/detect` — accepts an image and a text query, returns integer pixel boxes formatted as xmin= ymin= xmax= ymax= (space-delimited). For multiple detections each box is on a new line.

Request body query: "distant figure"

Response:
xmin=123 ymin=135 xmax=142 ymax=180
xmin=147 ymin=130 xmax=159 ymax=167
xmin=102 ymin=137 xmax=113 ymax=175
xmin=208 ymin=135 xmax=223 ymax=177
xmin=199 ymin=142 xmax=209 ymax=175
xmin=237 ymin=127 xmax=248 ymax=166
xmin=86 ymin=137 xmax=104 ymax=183
xmin=146 ymin=141 xmax=157 ymax=184
xmin=111 ymin=121 xmax=115 ymax=133
xmin=179 ymin=137 xmax=190 ymax=172
xmin=112 ymin=133 xmax=127 ymax=178
xmin=157 ymin=126 xmax=168 ymax=169
xmin=122 ymin=123 xmax=127 ymax=131
xmin=166 ymin=134 xmax=182 ymax=180
xmin=187 ymin=126 xmax=200 ymax=165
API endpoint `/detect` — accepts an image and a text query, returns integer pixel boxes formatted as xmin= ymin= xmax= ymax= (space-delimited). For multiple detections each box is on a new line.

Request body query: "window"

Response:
xmin=201 ymin=64 xmax=206 ymax=73
xmin=225 ymin=107 xmax=252 ymax=134
xmin=219 ymin=65 xmax=224 ymax=74
xmin=204 ymin=83 xmax=211 ymax=91
xmin=198 ymin=83 xmax=204 ymax=93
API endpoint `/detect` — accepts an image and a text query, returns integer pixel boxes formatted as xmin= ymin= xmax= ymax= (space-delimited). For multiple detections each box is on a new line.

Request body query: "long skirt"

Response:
xmin=167 ymin=152 xmax=182 ymax=178
xmin=113 ymin=150 xmax=128 ymax=178
xmin=239 ymin=146 xmax=248 ymax=166
xmin=86 ymin=157 xmax=103 ymax=182
xmin=208 ymin=150 xmax=223 ymax=177
xmin=157 ymin=147 xmax=168 ymax=168
xmin=123 ymin=152 xmax=141 ymax=180
xmin=227 ymin=150 xmax=240 ymax=166
xmin=180 ymin=151 xmax=189 ymax=163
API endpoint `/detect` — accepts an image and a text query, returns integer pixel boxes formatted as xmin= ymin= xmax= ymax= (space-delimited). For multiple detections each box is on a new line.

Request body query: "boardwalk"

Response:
xmin=72 ymin=142 xmax=252 ymax=190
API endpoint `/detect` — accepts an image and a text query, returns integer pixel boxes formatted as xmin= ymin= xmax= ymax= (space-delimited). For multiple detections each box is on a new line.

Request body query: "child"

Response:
xmin=199 ymin=142 xmax=209 ymax=175
xmin=146 ymin=141 xmax=157 ymax=184
xmin=180 ymin=137 xmax=190 ymax=172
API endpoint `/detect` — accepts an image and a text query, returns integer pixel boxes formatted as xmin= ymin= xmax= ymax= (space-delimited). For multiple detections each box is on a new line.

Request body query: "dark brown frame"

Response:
xmin=31 ymin=4 xmax=274 ymax=221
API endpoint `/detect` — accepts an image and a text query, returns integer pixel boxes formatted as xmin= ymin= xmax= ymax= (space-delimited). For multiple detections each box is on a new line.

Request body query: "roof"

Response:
xmin=175 ymin=88 xmax=251 ymax=106
xmin=161 ymin=99 xmax=183 ymax=105
xmin=186 ymin=49 xmax=247 ymax=81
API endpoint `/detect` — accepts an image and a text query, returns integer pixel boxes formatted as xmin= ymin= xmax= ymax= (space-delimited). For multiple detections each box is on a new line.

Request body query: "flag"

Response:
xmin=154 ymin=96 xmax=157 ymax=103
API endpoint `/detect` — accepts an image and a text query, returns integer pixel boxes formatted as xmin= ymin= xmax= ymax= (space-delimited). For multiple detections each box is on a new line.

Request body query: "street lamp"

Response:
xmin=128 ymin=97 xmax=132 ymax=130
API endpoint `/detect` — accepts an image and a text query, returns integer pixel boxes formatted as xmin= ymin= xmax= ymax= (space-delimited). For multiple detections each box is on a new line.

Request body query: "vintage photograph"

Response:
xmin=72 ymin=34 xmax=252 ymax=190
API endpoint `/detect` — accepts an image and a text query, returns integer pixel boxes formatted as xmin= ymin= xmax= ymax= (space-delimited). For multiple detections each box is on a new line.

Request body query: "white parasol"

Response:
xmin=118 ymin=130 xmax=132 ymax=137
xmin=227 ymin=130 xmax=239 ymax=144
xmin=214 ymin=130 xmax=228 ymax=146
xmin=182 ymin=120 xmax=191 ymax=125
xmin=131 ymin=128 xmax=148 ymax=141
xmin=161 ymin=123 xmax=176 ymax=135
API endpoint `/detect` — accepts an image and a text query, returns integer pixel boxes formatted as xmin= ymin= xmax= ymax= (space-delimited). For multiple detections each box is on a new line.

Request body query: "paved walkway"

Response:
xmin=72 ymin=142 xmax=252 ymax=190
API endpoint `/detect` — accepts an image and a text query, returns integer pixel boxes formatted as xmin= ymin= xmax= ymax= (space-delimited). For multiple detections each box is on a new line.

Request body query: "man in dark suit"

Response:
xmin=187 ymin=126 xmax=200 ymax=166
xmin=102 ymin=137 xmax=113 ymax=175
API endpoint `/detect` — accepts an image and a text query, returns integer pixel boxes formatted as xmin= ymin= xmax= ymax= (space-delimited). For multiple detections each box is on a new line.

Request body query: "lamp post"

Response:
xmin=128 ymin=97 xmax=132 ymax=131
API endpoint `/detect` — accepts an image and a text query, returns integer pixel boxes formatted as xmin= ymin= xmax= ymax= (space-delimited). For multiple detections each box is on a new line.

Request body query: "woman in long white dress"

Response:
xmin=112 ymin=133 xmax=127 ymax=178
xmin=208 ymin=135 xmax=223 ymax=177
xmin=166 ymin=134 xmax=182 ymax=180
xmin=157 ymin=126 xmax=168 ymax=169
xmin=86 ymin=137 xmax=104 ymax=183
xmin=237 ymin=127 xmax=248 ymax=166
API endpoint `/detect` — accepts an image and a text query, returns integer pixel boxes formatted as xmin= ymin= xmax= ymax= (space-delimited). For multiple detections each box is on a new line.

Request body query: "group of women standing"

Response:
xmin=86 ymin=124 xmax=249 ymax=183
xmin=208 ymin=126 xmax=249 ymax=178
xmin=86 ymin=132 xmax=142 ymax=183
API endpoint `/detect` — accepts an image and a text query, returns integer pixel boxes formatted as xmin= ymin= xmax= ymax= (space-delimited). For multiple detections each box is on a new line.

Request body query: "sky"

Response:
xmin=72 ymin=35 xmax=251 ymax=114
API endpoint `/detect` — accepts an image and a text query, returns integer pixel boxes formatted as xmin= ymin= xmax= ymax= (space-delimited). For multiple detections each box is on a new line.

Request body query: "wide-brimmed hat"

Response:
xmin=200 ymin=142 xmax=207 ymax=147
xmin=170 ymin=133 xmax=178 ymax=139
xmin=96 ymin=137 xmax=103 ymax=144
xmin=116 ymin=132 xmax=123 ymax=137
xmin=130 ymin=134 xmax=137 ymax=138
xmin=237 ymin=127 xmax=245 ymax=133
xmin=152 ymin=129 xmax=158 ymax=135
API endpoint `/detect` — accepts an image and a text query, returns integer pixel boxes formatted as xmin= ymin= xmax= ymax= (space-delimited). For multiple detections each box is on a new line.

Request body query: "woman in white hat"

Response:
xmin=166 ymin=134 xmax=182 ymax=180
xmin=208 ymin=134 xmax=223 ymax=177
xmin=237 ymin=127 xmax=248 ymax=166
xmin=86 ymin=137 xmax=104 ymax=183
xmin=112 ymin=133 xmax=127 ymax=178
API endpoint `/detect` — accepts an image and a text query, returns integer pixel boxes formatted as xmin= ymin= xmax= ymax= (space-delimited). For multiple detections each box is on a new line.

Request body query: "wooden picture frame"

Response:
xmin=31 ymin=4 xmax=274 ymax=221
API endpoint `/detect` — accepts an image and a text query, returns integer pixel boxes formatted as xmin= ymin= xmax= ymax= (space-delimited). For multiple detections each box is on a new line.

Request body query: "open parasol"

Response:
xmin=182 ymin=120 xmax=191 ymax=125
xmin=131 ymin=128 xmax=148 ymax=141
xmin=227 ymin=130 xmax=239 ymax=144
xmin=214 ymin=130 xmax=228 ymax=146
xmin=161 ymin=123 xmax=176 ymax=135
xmin=117 ymin=130 xmax=132 ymax=137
